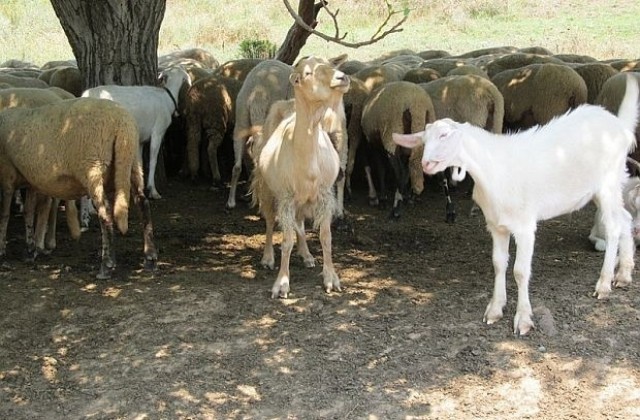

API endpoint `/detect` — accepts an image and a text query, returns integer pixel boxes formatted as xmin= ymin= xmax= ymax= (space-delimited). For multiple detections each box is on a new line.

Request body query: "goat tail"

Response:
xmin=617 ymin=74 xmax=640 ymax=139
xmin=112 ymin=119 xmax=137 ymax=235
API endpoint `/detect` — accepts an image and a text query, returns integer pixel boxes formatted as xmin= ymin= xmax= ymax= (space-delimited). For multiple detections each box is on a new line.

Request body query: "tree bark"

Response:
xmin=275 ymin=0 xmax=325 ymax=64
xmin=49 ymin=0 xmax=166 ymax=88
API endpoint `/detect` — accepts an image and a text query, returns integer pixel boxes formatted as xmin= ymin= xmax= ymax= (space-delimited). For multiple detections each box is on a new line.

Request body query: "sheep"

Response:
xmin=0 ymin=87 xmax=80 ymax=256
xmin=402 ymin=67 xmax=441 ymax=84
xmin=484 ymin=53 xmax=565 ymax=78
xmin=391 ymin=74 xmax=639 ymax=335
xmin=419 ymin=58 xmax=469 ymax=78
xmin=572 ymin=62 xmax=618 ymax=104
xmin=416 ymin=50 xmax=451 ymax=60
xmin=590 ymin=158 xmax=640 ymax=251
xmin=183 ymin=74 xmax=243 ymax=186
xmin=250 ymin=54 xmax=349 ymax=298
xmin=0 ymin=73 xmax=49 ymax=89
xmin=352 ymin=63 xmax=407 ymax=92
xmin=491 ymin=63 xmax=588 ymax=131
xmin=226 ymin=59 xmax=293 ymax=210
xmin=159 ymin=47 xmax=219 ymax=69
xmin=0 ymin=97 xmax=158 ymax=278
xmin=48 ymin=66 xmax=83 ymax=97
xmin=82 ymin=65 xmax=192 ymax=199
xmin=214 ymin=58 xmax=263 ymax=82
xmin=343 ymin=77 xmax=372 ymax=199
xmin=419 ymin=74 xmax=504 ymax=134
xmin=360 ymin=81 xmax=437 ymax=218
xmin=453 ymin=46 xmax=518 ymax=59
xmin=595 ymin=72 xmax=640 ymax=173
xmin=446 ymin=64 xmax=489 ymax=79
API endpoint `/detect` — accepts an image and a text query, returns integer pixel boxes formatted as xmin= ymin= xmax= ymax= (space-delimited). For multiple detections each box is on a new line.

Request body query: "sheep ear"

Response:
xmin=392 ymin=132 xmax=424 ymax=149
xmin=329 ymin=53 xmax=348 ymax=68
xmin=289 ymin=72 xmax=301 ymax=86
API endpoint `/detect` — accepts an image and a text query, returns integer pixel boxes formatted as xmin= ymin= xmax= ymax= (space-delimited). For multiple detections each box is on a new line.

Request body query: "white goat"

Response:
xmin=392 ymin=74 xmax=639 ymax=335
xmin=82 ymin=66 xmax=192 ymax=199
xmin=250 ymin=54 xmax=349 ymax=298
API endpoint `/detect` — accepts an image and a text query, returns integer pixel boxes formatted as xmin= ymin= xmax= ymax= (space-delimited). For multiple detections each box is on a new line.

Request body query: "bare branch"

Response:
xmin=282 ymin=0 xmax=407 ymax=49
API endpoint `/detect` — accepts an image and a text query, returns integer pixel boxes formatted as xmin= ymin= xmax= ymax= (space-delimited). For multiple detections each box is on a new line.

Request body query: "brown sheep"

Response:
xmin=361 ymin=81 xmax=436 ymax=218
xmin=48 ymin=66 xmax=83 ymax=97
xmin=352 ymin=63 xmax=408 ymax=92
xmin=419 ymin=58 xmax=469 ymax=77
xmin=159 ymin=47 xmax=219 ymax=69
xmin=250 ymin=55 xmax=349 ymax=298
xmin=491 ymin=63 xmax=588 ymax=131
xmin=183 ymin=74 xmax=243 ymax=187
xmin=420 ymin=74 xmax=504 ymax=134
xmin=402 ymin=67 xmax=441 ymax=84
xmin=226 ymin=59 xmax=293 ymax=210
xmin=484 ymin=53 xmax=565 ymax=78
xmin=416 ymin=50 xmax=451 ymax=60
xmin=214 ymin=58 xmax=263 ymax=82
xmin=0 ymin=98 xmax=157 ymax=279
xmin=572 ymin=62 xmax=619 ymax=104
xmin=0 ymin=73 xmax=48 ymax=89
xmin=596 ymin=72 xmax=640 ymax=172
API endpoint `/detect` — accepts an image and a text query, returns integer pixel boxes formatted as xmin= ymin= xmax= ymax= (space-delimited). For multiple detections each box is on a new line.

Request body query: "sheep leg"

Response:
xmin=226 ymin=135 xmax=246 ymax=209
xmin=146 ymin=132 xmax=163 ymax=200
xmin=594 ymin=201 xmax=624 ymax=298
xmin=0 ymin=185 xmax=16 ymax=257
xmin=260 ymin=194 xmax=276 ymax=270
xmin=483 ymin=225 xmax=510 ymax=326
xmin=44 ymin=198 xmax=60 ymax=252
xmin=132 ymin=162 xmax=158 ymax=271
xmin=272 ymin=226 xmax=294 ymax=298
xmin=512 ymin=229 xmax=536 ymax=335
xmin=206 ymin=131 xmax=224 ymax=189
xmin=97 ymin=215 xmax=116 ymax=280
xmin=438 ymin=171 xmax=456 ymax=224
xmin=294 ymin=217 xmax=315 ymax=267
xmin=613 ymin=209 xmax=634 ymax=288
xmin=33 ymin=193 xmax=54 ymax=256
xmin=23 ymin=189 xmax=39 ymax=261
xmin=79 ymin=195 xmax=94 ymax=232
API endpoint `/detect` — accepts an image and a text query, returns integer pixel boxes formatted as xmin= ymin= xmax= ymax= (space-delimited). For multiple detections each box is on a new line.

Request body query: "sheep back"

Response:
xmin=572 ymin=62 xmax=619 ymax=104
xmin=0 ymin=88 xmax=64 ymax=110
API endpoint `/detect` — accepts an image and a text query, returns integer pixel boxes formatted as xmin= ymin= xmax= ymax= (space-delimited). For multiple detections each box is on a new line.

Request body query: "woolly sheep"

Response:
xmin=82 ymin=65 xmax=192 ymax=199
xmin=453 ymin=46 xmax=518 ymax=59
xmin=419 ymin=58 xmax=469 ymax=77
xmin=0 ymin=87 xmax=80 ymax=256
xmin=517 ymin=46 xmax=554 ymax=55
xmin=0 ymin=98 xmax=158 ymax=278
xmin=446 ymin=64 xmax=489 ymax=78
xmin=338 ymin=59 xmax=368 ymax=75
xmin=420 ymin=74 xmax=504 ymax=135
xmin=596 ymin=72 xmax=640 ymax=172
xmin=183 ymin=74 xmax=243 ymax=186
xmin=392 ymin=74 xmax=639 ymax=335
xmin=159 ymin=47 xmax=219 ymax=69
xmin=553 ymin=53 xmax=598 ymax=64
xmin=48 ymin=66 xmax=83 ymax=97
xmin=402 ymin=67 xmax=441 ymax=84
xmin=352 ymin=63 xmax=407 ymax=92
xmin=0 ymin=73 xmax=48 ymax=89
xmin=214 ymin=58 xmax=263 ymax=81
xmin=250 ymin=54 xmax=349 ymax=298
xmin=572 ymin=62 xmax=618 ymax=104
xmin=484 ymin=53 xmax=565 ymax=78
xmin=361 ymin=81 xmax=436 ymax=218
xmin=416 ymin=50 xmax=451 ymax=60
xmin=491 ymin=63 xmax=588 ymax=131
xmin=342 ymin=77 xmax=372 ymax=199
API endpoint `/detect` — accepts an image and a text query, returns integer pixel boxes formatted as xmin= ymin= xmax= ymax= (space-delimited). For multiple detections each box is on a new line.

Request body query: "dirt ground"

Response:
xmin=1 ymin=174 xmax=639 ymax=420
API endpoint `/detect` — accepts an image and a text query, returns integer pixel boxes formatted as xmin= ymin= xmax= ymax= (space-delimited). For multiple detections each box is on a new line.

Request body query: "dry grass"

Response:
xmin=0 ymin=0 xmax=639 ymax=66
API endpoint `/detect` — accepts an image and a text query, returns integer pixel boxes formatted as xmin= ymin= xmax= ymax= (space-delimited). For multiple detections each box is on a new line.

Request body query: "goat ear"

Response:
xmin=329 ymin=53 xmax=348 ymax=68
xmin=392 ymin=132 xmax=423 ymax=149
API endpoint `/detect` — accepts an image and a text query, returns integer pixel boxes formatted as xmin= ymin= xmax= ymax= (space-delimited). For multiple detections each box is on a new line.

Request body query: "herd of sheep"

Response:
xmin=0 ymin=44 xmax=639 ymax=335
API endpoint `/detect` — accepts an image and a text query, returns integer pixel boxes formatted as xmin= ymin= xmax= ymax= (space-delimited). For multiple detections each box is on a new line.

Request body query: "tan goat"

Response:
xmin=250 ymin=54 xmax=349 ymax=298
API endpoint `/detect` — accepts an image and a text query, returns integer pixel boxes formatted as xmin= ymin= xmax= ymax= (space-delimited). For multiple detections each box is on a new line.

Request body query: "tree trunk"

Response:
xmin=275 ymin=0 xmax=325 ymax=64
xmin=49 ymin=0 xmax=166 ymax=88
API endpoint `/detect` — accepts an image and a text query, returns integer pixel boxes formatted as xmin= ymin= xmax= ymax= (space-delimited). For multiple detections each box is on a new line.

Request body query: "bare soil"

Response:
xmin=1 ymin=176 xmax=639 ymax=419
